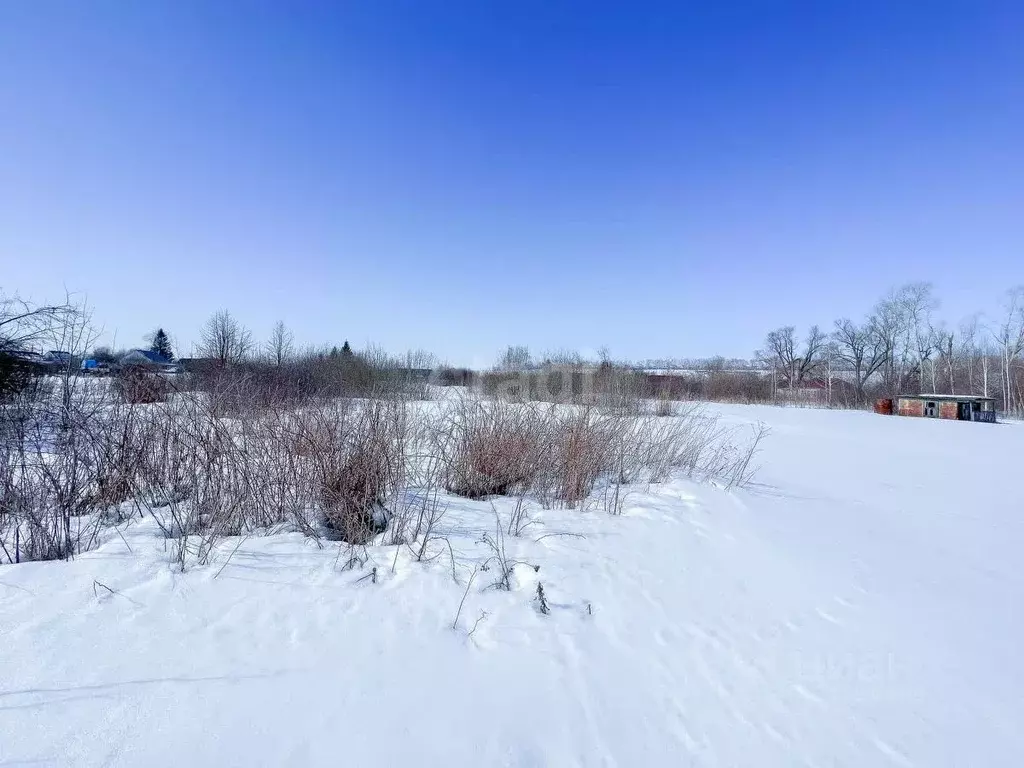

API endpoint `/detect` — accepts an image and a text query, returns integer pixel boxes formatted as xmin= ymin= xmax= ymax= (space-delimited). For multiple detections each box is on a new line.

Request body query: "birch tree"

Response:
xmin=991 ymin=288 xmax=1024 ymax=415
xmin=957 ymin=315 xmax=980 ymax=395
xmin=935 ymin=326 xmax=956 ymax=395
xmin=899 ymin=282 xmax=938 ymax=392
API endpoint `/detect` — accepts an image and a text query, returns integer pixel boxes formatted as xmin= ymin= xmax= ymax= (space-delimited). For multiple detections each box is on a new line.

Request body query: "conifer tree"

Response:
xmin=150 ymin=328 xmax=174 ymax=361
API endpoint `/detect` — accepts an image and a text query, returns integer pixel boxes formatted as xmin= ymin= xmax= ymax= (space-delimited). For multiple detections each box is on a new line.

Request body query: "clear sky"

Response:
xmin=1 ymin=1 xmax=1021 ymax=366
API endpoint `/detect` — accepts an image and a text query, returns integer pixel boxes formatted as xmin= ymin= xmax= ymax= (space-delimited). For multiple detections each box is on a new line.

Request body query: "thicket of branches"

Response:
xmin=1 ymin=302 xmax=766 ymax=566
xmin=0 ymin=292 xmax=78 ymax=400
xmin=431 ymin=400 xmax=763 ymax=512
xmin=2 ymin=386 xmax=764 ymax=566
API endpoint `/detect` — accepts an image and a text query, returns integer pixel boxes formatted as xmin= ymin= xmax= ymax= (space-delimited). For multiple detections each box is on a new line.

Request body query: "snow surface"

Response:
xmin=2 ymin=405 xmax=1022 ymax=767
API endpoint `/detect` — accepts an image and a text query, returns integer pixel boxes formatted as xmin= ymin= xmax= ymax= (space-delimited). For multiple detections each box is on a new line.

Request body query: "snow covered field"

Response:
xmin=2 ymin=404 xmax=1022 ymax=767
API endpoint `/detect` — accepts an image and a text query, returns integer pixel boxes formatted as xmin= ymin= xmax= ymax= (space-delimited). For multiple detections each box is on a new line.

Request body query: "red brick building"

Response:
xmin=896 ymin=394 xmax=996 ymax=423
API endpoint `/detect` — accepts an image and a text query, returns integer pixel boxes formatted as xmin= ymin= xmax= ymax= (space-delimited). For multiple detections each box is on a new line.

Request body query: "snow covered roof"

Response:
xmin=123 ymin=349 xmax=172 ymax=365
xmin=900 ymin=393 xmax=995 ymax=401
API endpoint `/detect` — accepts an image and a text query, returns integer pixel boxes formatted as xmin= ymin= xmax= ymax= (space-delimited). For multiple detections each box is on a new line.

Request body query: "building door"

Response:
xmin=924 ymin=401 xmax=937 ymax=417
xmin=958 ymin=401 xmax=972 ymax=421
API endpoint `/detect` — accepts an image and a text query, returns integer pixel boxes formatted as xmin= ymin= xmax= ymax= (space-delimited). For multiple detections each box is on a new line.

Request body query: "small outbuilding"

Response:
xmin=895 ymin=394 xmax=996 ymax=423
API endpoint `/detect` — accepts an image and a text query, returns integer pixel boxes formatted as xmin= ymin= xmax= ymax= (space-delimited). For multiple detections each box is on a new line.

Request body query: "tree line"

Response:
xmin=5 ymin=287 xmax=1023 ymax=415
xmin=760 ymin=283 xmax=1024 ymax=413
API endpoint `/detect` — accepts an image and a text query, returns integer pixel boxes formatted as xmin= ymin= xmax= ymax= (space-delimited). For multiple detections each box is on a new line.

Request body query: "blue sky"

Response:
xmin=1 ymin=1 xmax=1021 ymax=366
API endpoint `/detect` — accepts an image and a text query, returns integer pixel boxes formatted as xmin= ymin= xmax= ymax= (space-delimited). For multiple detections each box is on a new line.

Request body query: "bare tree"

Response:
xmin=873 ymin=285 xmax=932 ymax=396
xmin=197 ymin=310 xmax=253 ymax=365
xmin=820 ymin=340 xmax=839 ymax=406
xmin=539 ymin=348 xmax=585 ymax=366
xmin=0 ymin=291 xmax=75 ymax=352
xmin=764 ymin=325 xmax=824 ymax=387
xmin=496 ymin=345 xmax=531 ymax=372
xmin=935 ymin=326 xmax=956 ymax=395
xmin=403 ymin=348 xmax=436 ymax=370
xmin=763 ymin=327 xmax=795 ymax=386
xmin=265 ymin=320 xmax=294 ymax=366
xmin=832 ymin=316 xmax=892 ymax=403
xmin=990 ymin=287 xmax=1024 ymax=415
xmin=957 ymin=315 xmax=981 ymax=395
xmin=899 ymin=282 xmax=939 ymax=391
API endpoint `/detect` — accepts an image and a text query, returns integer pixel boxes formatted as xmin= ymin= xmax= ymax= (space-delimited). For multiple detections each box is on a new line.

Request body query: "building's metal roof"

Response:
xmin=123 ymin=349 xmax=172 ymax=365
xmin=899 ymin=394 xmax=995 ymax=402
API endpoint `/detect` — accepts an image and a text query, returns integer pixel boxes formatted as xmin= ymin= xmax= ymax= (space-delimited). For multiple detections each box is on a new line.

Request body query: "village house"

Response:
xmin=119 ymin=349 xmax=179 ymax=373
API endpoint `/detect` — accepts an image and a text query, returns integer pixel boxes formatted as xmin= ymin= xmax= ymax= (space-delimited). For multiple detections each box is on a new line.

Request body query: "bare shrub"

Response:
xmin=637 ymin=408 xmax=770 ymax=488
xmin=535 ymin=582 xmax=550 ymax=615
xmin=112 ymin=367 xmax=170 ymax=404
xmin=0 ymin=395 xmax=109 ymax=561
xmin=1 ymin=292 xmax=75 ymax=402
xmin=705 ymin=370 xmax=774 ymax=403
xmin=434 ymin=400 xmax=544 ymax=499
xmin=188 ymin=345 xmax=432 ymax=414
xmin=546 ymin=404 xmax=767 ymax=509
xmin=192 ymin=363 xmax=300 ymax=417
xmin=655 ymin=393 xmax=676 ymax=417
xmin=320 ymin=445 xmax=390 ymax=543
xmin=0 ymin=351 xmax=41 ymax=402
xmin=479 ymin=509 xmax=517 ymax=590
xmin=128 ymin=388 xmax=412 ymax=561
xmin=590 ymin=363 xmax=648 ymax=414
xmin=506 ymin=488 xmax=533 ymax=536
xmin=301 ymin=399 xmax=409 ymax=544
xmin=536 ymin=406 xmax=621 ymax=508
xmin=2 ymin=332 xmax=766 ymax=569
xmin=434 ymin=366 xmax=475 ymax=387
xmin=0 ymin=300 xmax=118 ymax=563
xmin=642 ymin=369 xmax=774 ymax=404
xmin=723 ymin=422 xmax=770 ymax=489
xmin=432 ymin=396 xmax=766 ymax=514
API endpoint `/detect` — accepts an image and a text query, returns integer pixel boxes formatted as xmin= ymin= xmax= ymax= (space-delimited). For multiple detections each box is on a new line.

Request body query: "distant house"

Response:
xmin=5 ymin=349 xmax=49 ymax=366
xmin=119 ymin=349 xmax=179 ymax=373
xmin=45 ymin=350 xmax=73 ymax=365
xmin=34 ymin=350 xmax=76 ymax=370
xmin=895 ymin=394 xmax=996 ymax=423
xmin=0 ymin=348 xmax=49 ymax=381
